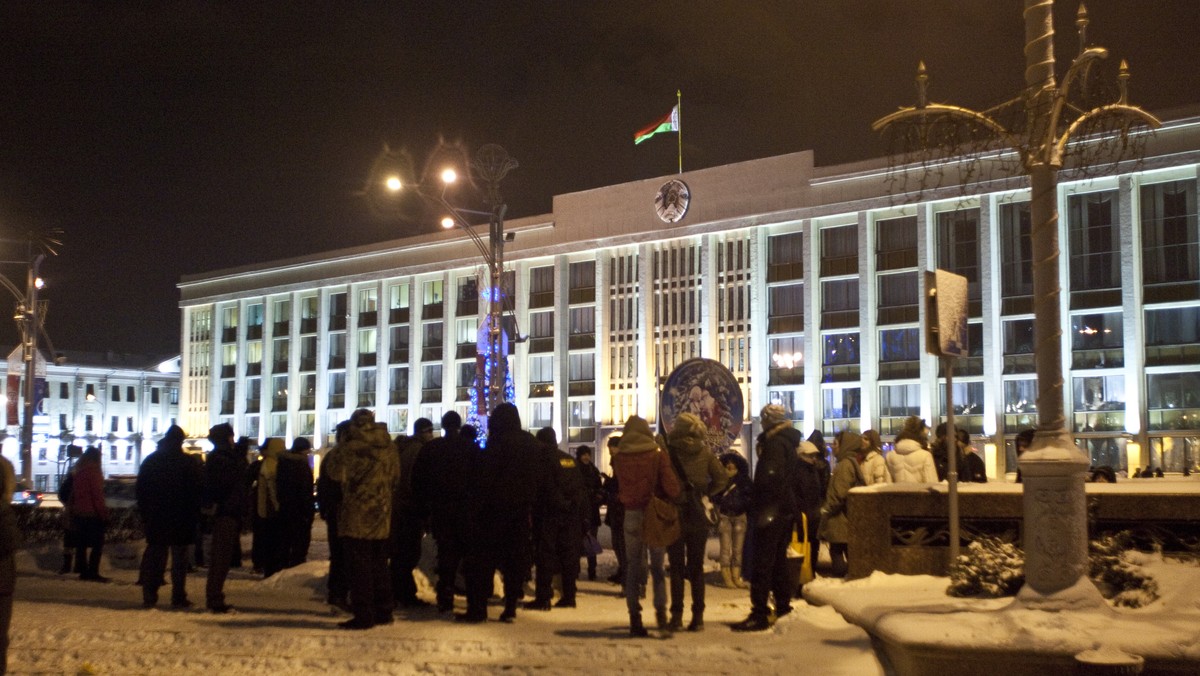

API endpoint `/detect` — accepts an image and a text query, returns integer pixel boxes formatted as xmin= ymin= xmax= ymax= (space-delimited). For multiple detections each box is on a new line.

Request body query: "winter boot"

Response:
xmin=58 ymin=552 xmax=73 ymax=575
xmin=141 ymin=586 xmax=158 ymax=608
xmin=629 ymin=614 xmax=648 ymax=637
xmin=655 ymin=608 xmax=669 ymax=630
xmin=687 ymin=611 xmax=704 ymax=632
xmin=731 ymin=566 xmax=748 ymax=588
xmin=666 ymin=611 xmax=683 ymax=632
xmin=499 ymin=598 xmax=518 ymax=623
xmin=720 ymin=566 xmax=735 ymax=588
xmin=730 ymin=612 xmax=771 ymax=632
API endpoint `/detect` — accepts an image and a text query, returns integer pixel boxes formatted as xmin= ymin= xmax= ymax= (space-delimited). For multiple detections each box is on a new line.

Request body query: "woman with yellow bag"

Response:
xmin=793 ymin=439 xmax=827 ymax=596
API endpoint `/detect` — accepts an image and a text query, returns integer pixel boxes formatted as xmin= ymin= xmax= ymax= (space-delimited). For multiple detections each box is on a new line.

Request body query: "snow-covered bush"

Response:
xmin=1089 ymin=532 xmax=1160 ymax=608
xmin=948 ymin=536 xmax=1025 ymax=597
xmin=947 ymin=531 xmax=1160 ymax=607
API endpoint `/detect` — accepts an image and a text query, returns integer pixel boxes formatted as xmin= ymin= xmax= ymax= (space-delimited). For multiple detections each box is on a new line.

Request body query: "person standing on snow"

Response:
xmin=322 ymin=409 xmax=401 ymax=630
xmin=526 ymin=427 xmax=588 ymax=611
xmin=715 ymin=452 xmax=751 ymax=589
xmin=70 ymin=447 xmax=110 ymax=583
xmin=136 ymin=425 xmax=203 ymax=608
xmin=317 ymin=421 xmax=352 ymax=610
xmin=276 ymin=436 xmax=315 ymax=568
xmin=391 ymin=417 xmax=434 ymax=609
xmin=612 ymin=415 xmax=680 ymax=637
xmin=203 ymin=423 xmax=248 ymax=613
xmin=820 ymin=430 xmax=867 ymax=579
xmin=574 ymin=445 xmax=605 ymax=582
xmin=732 ymin=404 xmax=799 ymax=632
xmin=664 ymin=412 xmax=728 ymax=632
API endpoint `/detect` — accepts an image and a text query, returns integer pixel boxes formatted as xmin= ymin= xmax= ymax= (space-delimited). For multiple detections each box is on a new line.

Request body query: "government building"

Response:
xmin=177 ymin=112 xmax=1200 ymax=478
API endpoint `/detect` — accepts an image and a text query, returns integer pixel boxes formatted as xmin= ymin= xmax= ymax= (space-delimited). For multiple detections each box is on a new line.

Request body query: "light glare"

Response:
xmin=441 ymin=168 xmax=457 ymax=184
xmin=385 ymin=176 xmax=402 ymax=192
xmin=441 ymin=217 xmax=455 ymax=229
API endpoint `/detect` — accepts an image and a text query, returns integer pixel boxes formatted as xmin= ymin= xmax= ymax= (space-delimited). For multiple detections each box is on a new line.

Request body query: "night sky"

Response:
xmin=0 ymin=1 xmax=1195 ymax=357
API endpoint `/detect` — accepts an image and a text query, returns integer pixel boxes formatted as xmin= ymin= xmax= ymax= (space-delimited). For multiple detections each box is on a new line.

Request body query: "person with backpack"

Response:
xmin=820 ymin=430 xmax=866 ymax=578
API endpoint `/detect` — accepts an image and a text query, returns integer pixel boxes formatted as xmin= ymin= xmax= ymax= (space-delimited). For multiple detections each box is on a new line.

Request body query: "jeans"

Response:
xmin=667 ymin=522 xmax=709 ymax=618
xmin=718 ymin=514 xmax=746 ymax=568
xmin=622 ymin=509 xmax=666 ymax=617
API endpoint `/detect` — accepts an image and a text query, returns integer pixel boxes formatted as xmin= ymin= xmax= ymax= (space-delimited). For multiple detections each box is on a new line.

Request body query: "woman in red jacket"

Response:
xmin=71 ymin=447 xmax=110 ymax=582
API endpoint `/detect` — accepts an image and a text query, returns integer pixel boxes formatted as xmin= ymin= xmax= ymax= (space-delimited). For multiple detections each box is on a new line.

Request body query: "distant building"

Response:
xmin=178 ymin=113 xmax=1200 ymax=478
xmin=1 ymin=351 xmax=180 ymax=491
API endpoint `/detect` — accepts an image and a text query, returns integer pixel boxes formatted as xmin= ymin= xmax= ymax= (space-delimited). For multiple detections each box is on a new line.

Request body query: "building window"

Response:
xmin=422 ymin=364 xmax=443 ymax=403
xmin=569 ymin=307 xmax=595 ymax=349
xmin=111 ymin=386 xmax=120 ymax=402
xmin=877 ymin=271 xmax=918 ymax=325
xmin=85 ymin=415 xmax=94 ymax=432
xmin=1146 ymin=372 xmax=1200 ymax=432
xmin=423 ymin=279 xmax=444 ymax=319
xmin=878 ymin=383 xmax=920 ymax=436
xmin=876 ymin=215 xmax=917 ymax=271
xmin=530 ymin=401 xmax=553 ymax=430
xmin=299 ymin=374 xmax=316 ymax=410
xmin=768 ymin=336 xmax=804 ymax=386
xmin=457 ymin=277 xmax=479 ymax=316
xmin=768 ymin=231 xmax=804 ymax=282
xmin=59 ymin=382 xmax=69 ymax=399
xmin=768 ymin=283 xmax=803 ymax=333
xmin=821 ymin=279 xmax=858 ymax=330
xmin=422 ymin=322 xmax=444 ymax=362
xmin=390 ymin=367 xmax=410 ymax=405
xmin=568 ymin=399 xmax=596 ymax=443
xmin=126 ymin=416 xmax=134 ymax=433
xmin=328 ymin=332 xmax=346 ymax=369
xmin=246 ymin=377 xmax=261 ymax=414
xmin=273 ymin=298 xmax=291 ymax=333
xmin=528 ymin=311 xmax=554 ymax=353
xmin=1073 ymin=375 xmax=1125 ymax=433
xmin=1002 ymin=318 xmax=1036 ymax=374
xmin=270 ymin=413 xmax=287 ymax=437
xmin=110 ymin=416 xmax=119 ymax=433
xmin=389 ymin=282 xmax=410 ymax=323
xmin=530 ymin=266 xmax=554 ymax=308
xmin=878 ymin=327 xmax=920 ymax=380
xmin=328 ymin=292 xmax=348 ymax=331
xmin=529 ymin=355 xmax=554 ymax=397
xmin=390 ymin=325 xmax=410 ymax=363
xmin=222 ymin=305 xmax=239 ymax=343
xmin=358 ymin=288 xmax=379 ymax=325
xmin=358 ymin=328 xmax=377 ymax=367
xmin=821 ymin=332 xmax=859 ymax=382
xmin=936 ymin=208 xmax=981 ymax=310
xmin=300 ymin=295 xmax=319 ymax=333
xmin=568 ymin=353 xmax=595 ymax=396
xmin=1004 ymin=379 xmax=1039 ymax=431
xmin=821 ymin=224 xmax=857 ymax=276
xmin=1144 ymin=306 xmax=1200 ymax=366
xmin=938 ymin=381 xmax=984 ymax=434
xmin=1142 ymin=180 xmax=1199 ymax=302
xmin=822 ymin=387 xmax=860 ymax=436
xmin=328 ymin=372 xmax=345 ymax=409
xmin=245 ymin=340 xmax=263 ymax=376
xmin=151 ymin=387 xmax=160 ymax=404
xmin=59 ymin=413 xmax=67 ymax=431
xmin=1071 ymin=312 xmax=1123 ymax=369
xmin=569 ymin=260 xmax=595 ymax=303
xmin=272 ymin=337 xmax=290 ymax=373
xmin=1000 ymin=201 xmax=1033 ymax=312
xmin=247 ymin=303 xmax=264 ymax=340
xmin=1068 ymin=190 xmax=1121 ymax=301
xmin=765 ymin=390 xmax=803 ymax=426
xmin=300 ymin=336 xmax=317 ymax=371
xmin=358 ymin=369 xmax=376 ymax=407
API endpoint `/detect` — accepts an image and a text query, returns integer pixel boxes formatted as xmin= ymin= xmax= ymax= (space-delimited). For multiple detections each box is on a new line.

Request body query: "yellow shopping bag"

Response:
xmin=789 ymin=513 xmax=814 ymax=585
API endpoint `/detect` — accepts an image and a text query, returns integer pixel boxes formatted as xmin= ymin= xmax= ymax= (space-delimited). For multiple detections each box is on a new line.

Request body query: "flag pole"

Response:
xmin=676 ymin=89 xmax=683 ymax=174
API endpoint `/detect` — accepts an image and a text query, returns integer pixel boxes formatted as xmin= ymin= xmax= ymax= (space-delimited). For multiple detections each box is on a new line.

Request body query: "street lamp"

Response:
xmin=383 ymin=144 xmax=518 ymax=429
xmin=0 ymin=230 xmax=62 ymax=486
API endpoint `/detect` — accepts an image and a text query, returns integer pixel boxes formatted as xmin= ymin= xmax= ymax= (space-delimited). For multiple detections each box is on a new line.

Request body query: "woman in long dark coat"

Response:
xmin=136 ymin=425 xmax=204 ymax=607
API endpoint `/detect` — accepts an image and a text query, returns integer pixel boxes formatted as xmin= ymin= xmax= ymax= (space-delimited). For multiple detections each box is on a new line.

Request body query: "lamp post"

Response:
xmin=385 ymin=144 xmax=518 ymax=423
xmin=872 ymin=1 xmax=1158 ymax=604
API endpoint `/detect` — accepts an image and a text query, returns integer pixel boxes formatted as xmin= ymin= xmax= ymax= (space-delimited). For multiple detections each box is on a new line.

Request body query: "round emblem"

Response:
xmin=654 ymin=179 xmax=690 ymax=223
xmin=659 ymin=358 xmax=744 ymax=453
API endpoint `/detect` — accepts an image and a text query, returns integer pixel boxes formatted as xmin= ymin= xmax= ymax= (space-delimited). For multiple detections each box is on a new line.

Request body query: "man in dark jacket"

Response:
xmin=526 ymin=427 xmax=588 ymax=610
xmin=137 ymin=425 xmax=203 ymax=608
xmin=318 ymin=421 xmax=352 ymax=609
xmin=603 ymin=435 xmax=626 ymax=586
xmin=203 ymin=423 xmax=249 ymax=613
xmin=459 ymin=403 xmax=541 ymax=624
xmin=412 ymin=411 xmax=476 ymax=612
xmin=575 ymin=445 xmax=605 ymax=581
xmin=733 ymin=404 xmax=801 ymax=632
xmin=392 ymin=417 xmax=434 ymax=608
xmin=277 ymin=437 xmax=315 ymax=568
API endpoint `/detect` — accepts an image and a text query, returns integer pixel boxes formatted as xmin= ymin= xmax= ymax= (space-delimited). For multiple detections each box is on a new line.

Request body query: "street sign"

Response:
xmin=925 ymin=269 xmax=969 ymax=358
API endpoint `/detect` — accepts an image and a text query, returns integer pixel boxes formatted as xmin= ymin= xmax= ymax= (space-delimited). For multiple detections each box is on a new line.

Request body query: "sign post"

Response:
xmin=925 ymin=269 xmax=969 ymax=566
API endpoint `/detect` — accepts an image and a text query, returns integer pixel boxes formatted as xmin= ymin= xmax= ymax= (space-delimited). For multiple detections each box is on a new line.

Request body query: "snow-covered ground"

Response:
xmin=6 ymin=525 xmax=883 ymax=675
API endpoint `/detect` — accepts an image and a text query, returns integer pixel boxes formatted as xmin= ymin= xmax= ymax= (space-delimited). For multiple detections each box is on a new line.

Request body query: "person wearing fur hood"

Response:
xmin=612 ymin=415 xmax=680 ymax=637
xmin=664 ymin=412 xmax=729 ymax=632
xmin=820 ymin=430 xmax=866 ymax=578
xmin=793 ymin=439 xmax=827 ymax=590
xmin=320 ymin=409 xmax=401 ymax=630
xmin=732 ymin=405 xmax=800 ymax=633
xmin=886 ymin=415 xmax=938 ymax=483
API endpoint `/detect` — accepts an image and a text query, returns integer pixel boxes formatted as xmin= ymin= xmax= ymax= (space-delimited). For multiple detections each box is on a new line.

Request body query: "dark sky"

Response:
xmin=0 ymin=1 xmax=1195 ymax=356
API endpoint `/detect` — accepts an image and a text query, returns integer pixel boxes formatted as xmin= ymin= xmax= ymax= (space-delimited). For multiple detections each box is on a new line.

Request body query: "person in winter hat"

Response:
xmin=250 ymin=437 xmax=287 ymax=578
xmin=793 ymin=438 xmax=827 ymax=596
xmin=664 ymin=412 xmax=729 ymax=632
xmin=820 ymin=430 xmax=866 ymax=578
xmin=886 ymin=416 xmax=938 ymax=483
xmin=612 ymin=415 xmax=680 ymax=637
xmin=732 ymin=404 xmax=800 ymax=632
xmin=321 ymin=409 xmax=401 ymax=629
xmin=70 ymin=446 xmax=110 ymax=582
xmin=203 ymin=423 xmax=245 ymax=613
xmin=277 ymin=436 xmax=315 ymax=568
xmin=136 ymin=424 xmax=203 ymax=608
xmin=859 ymin=430 xmax=892 ymax=486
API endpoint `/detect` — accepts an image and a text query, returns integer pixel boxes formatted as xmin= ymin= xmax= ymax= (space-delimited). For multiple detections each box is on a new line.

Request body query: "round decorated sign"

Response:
xmin=659 ymin=358 xmax=744 ymax=453
xmin=654 ymin=179 xmax=690 ymax=223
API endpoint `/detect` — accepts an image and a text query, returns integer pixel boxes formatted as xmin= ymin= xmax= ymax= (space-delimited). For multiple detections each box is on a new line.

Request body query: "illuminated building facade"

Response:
xmin=178 ymin=113 xmax=1200 ymax=477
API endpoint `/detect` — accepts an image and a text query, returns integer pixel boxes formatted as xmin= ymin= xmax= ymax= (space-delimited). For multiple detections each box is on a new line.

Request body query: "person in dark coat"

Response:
xmin=1 ymin=454 xmax=20 ymax=675
xmin=526 ymin=427 xmax=589 ymax=610
xmin=665 ymin=412 xmax=729 ymax=632
xmin=318 ymin=421 xmax=352 ymax=610
xmin=715 ymin=452 xmax=750 ymax=589
xmin=203 ymin=423 xmax=249 ymax=613
xmin=794 ymin=438 xmax=828 ymax=595
xmin=277 ymin=437 xmax=316 ymax=567
xmin=136 ymin=425 xmax=204 ymax=608
xmin=458 ymin=403 xmax=542 ymax=624
xmin=70 ymin=446 xmax=110 ymax=582
xmin=250 ymin=437 xmax=288 ymax=578
xmin=392 ymin=417 xmax=434 ymax=608
xmin=575 ymin=445 xmax=605 ymax=581
xmin=732 ymin=404 xmax=800 ymax=632
xmin=603 ymin=434 xmax=626 ymax=586
xmin=412 ymin=410 xmax=477 ymax=612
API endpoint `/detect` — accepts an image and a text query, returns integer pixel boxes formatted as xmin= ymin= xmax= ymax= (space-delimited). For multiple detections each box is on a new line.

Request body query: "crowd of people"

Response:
xmin=29 ymin=405 xmax=1116 ymax=642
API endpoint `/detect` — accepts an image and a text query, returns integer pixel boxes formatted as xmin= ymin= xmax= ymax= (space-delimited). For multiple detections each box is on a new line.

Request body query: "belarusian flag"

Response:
xmin=634 ymin=105 xmax=680 ymax=145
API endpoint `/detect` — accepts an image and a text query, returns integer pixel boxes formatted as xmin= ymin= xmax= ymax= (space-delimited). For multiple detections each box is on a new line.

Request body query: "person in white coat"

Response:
xmin=860 ymin=430 xmax=892 ymax=486
xmin=886 ymin=416 xmax=938 ymax=483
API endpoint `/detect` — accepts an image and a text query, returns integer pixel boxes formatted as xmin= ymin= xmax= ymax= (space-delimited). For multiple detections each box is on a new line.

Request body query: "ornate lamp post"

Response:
xmin=385 ymin=144 xmax=518 ymax=426
xmin=873 ymin=1 xmax=1158 ymax=604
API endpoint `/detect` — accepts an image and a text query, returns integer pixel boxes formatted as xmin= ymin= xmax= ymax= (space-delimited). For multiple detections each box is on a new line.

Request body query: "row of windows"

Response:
xmin=44 ymin=382 xmax=169 ymax=404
